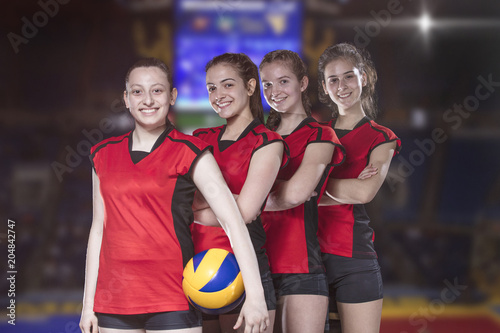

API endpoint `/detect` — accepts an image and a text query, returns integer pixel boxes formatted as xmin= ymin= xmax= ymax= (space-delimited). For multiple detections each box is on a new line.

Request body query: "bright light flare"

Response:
xmin=419 ymin=13 xmax=432 ymax=33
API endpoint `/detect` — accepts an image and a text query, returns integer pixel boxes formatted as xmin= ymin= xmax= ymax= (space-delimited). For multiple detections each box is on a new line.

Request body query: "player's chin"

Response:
xmin=218 ymin=110 xmax=235 ymax=120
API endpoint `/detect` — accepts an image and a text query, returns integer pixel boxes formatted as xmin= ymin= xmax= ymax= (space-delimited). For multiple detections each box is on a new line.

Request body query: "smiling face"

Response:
xmin=260 ymin=61 xmax=308 ymax=114
xmin=205 ymin=63 xmax=255 ymax=120
xmin=124 ymin=66 xmax=177 ymax=131
xmin=322 ymin=57 xmax=367 ymax=114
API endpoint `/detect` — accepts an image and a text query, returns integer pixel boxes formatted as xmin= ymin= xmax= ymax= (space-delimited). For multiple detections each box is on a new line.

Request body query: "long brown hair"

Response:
xmin=318 ymin=43 xmax=378 ymax=119
xmin=205 ymin=53 xmax=264 ymax=123
xmin=259 ymin=50 xmax=311 ymax=129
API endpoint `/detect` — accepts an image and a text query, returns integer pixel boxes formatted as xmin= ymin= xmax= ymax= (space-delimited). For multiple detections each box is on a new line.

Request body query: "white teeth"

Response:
xmin=338 ymin=93 xmax=351 ymax=98
xmin=273 ymin=97 xmax=286 ymax=103
xmin=217 ymin=101 xmax=231 ymax=107
xmin=141 ymin=109 xmax=157 ymax=113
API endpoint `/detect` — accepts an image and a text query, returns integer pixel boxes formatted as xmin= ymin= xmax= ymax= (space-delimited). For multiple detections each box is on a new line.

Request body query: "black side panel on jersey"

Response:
xmin=246 ymin=217 xmax=270 ymax=275
xmin=303 ymin=196 xmax=325 ymax=273
xmin=352 ymin=204 xmax=377 ymax=258
xmin=171 ymin=174 xmax=197 ymax=267
xmin=302 ymin=161 xmax=333 ymax=273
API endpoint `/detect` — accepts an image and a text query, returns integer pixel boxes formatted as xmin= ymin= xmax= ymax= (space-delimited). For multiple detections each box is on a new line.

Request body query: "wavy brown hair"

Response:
xmin=205 ymin=53 xmax=264 ymax=123
xmin=318 ymin=43 xmax=378 ymax=119
xmin=259 ymin=50 xmax=311 ymax=130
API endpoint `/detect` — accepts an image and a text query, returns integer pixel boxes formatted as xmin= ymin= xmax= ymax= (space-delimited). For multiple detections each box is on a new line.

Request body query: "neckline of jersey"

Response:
xmin=280 ymin=116 xmax=316 ymax=139
xmin=128 ymin=123 xmax=174 ymax=164
xmin=217 ymin=118 xmax=262 ymax=151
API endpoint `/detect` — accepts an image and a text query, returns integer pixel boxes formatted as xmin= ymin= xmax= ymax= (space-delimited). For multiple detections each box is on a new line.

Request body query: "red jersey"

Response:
xmin=90 ymin=125 xmax=210 ymax=314
xmin=261 ymin=117 xmax=343 ymax=274
xmin=191 ymin=118 xmax=288 ymax=273
xmin=318 ymin=117 xmax=401 ymax=258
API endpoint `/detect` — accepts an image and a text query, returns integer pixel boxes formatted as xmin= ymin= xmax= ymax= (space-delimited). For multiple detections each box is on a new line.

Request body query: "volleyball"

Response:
xmin=182 ymin=248 xmax=245 ymax=315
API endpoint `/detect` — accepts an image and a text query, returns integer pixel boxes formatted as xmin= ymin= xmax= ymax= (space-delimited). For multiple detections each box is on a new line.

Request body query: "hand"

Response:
xmin=79 ymin=307 xmax=98 ymax=333
xmin=358 ymin=164 xmax=378 ymax=180
xmin=234 ymin=297 xmax=270 ymax=333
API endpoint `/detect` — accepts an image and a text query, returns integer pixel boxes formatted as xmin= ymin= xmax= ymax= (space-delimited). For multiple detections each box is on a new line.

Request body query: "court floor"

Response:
xmin=1 ymin=298 xmax=500 ymax=333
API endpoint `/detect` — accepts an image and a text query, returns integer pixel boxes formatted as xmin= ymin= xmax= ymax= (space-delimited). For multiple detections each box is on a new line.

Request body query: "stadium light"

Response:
xmin=419 ymin=12 xmax=432 ymax=34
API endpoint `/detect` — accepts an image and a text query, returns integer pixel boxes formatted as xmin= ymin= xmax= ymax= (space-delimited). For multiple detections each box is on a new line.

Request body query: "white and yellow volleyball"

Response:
xmin=182 ymin=248 xmax=245 ymax=315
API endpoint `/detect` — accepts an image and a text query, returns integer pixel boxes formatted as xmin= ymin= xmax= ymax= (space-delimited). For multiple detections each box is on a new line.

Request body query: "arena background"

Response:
xmin=1 ymin=0 xmax=500 ymax=332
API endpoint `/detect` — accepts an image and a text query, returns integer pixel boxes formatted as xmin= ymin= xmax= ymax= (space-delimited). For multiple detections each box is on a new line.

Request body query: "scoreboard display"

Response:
xmin=174 ymin=0 xmax=302 ymax=112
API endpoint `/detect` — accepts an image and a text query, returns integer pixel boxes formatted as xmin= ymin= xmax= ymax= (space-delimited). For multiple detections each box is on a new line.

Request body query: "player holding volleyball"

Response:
xmin=190 ymin=53 xmax=287 ymax=333
xmin=258 ymin=50 xmax=344 ymax=333
xmin=79 ymin=58 xmax=269 ymax=333
xmin=317 ymin=43 xmax=401 ymax=333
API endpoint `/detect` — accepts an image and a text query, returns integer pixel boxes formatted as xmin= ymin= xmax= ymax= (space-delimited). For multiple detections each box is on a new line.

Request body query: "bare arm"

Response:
xmin=194 ymin=142 xmax=283 ymax=225
xmin=191 ymin=151 xmax=269 ymax=332
xmin=319 ymin=164 xmax=378 ymax=206
xmin=265 ymin=142 xmax=334 ymax=211
xmin=79 ymin=171 xmax=104 ymax=333
xmin=321 ymin=141 xmax=397 ymax=205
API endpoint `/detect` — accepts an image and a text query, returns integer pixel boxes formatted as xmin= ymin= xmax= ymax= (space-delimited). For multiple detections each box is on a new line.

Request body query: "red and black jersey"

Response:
xmin=318 ymin=117 xmax=401 ymax=258
xmin=190 ymin=118 xmax=288 ymax=273
xmin=90 ymin=124 xmax=211 ymax=314
xmin=261 ymin=117 xmax=342 ymax=274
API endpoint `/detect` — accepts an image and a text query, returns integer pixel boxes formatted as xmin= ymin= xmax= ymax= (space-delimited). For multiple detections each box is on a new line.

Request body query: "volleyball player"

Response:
xmin=190 ymin=53 xmax=287 ymax=333
xmin=79 ymin=58 xmax=269 ymax=333
xmin=258 ymin=50 xmax=344 ymax=333
xmin=317 ymin=43 xmax=401 ymax=333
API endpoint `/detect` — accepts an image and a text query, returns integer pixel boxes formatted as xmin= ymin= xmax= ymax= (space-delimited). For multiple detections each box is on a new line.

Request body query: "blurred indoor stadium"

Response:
xmin=1 ymin=0 xmax=499 ymax=332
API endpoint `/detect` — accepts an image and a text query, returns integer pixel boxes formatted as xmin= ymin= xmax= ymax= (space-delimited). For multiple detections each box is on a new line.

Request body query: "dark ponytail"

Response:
xmin=206 ymin=53 xmax=264 ymax=123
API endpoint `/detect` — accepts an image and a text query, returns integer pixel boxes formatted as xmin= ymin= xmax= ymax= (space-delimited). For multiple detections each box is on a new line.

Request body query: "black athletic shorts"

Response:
xmin=323 ymin=253 xmax=383 ymax=306
xmin=97 ymin=309 xmax=202 ymax=330
xmin=272 ymin=272 xmax=329 ymax=297
xmin=202 ymin=270 xmax=276 ymax=321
